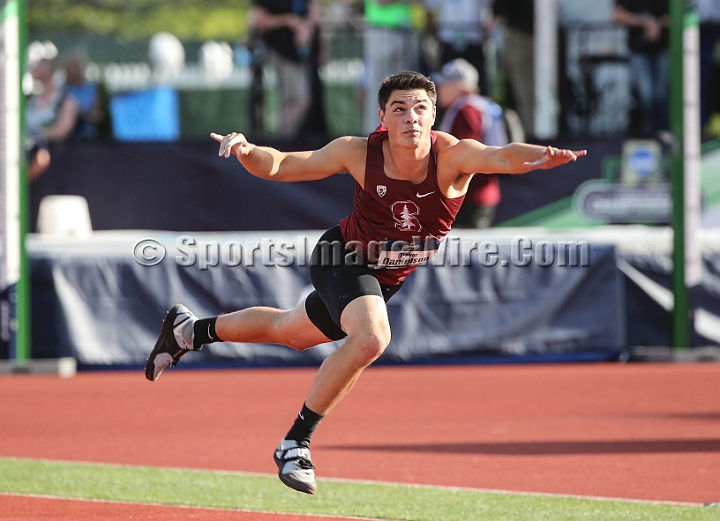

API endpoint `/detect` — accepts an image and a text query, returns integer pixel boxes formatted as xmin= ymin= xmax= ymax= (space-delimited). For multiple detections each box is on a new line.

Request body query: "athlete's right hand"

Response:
xmin=210 ymin=132 xmax=252 ymax=158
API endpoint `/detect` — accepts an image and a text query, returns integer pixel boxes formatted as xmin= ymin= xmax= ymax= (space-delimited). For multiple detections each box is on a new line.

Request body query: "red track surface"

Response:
xmin=1 ymin=363 xmax=720 ymax=516
xmin=0 ymin=494 xmax=370 ymax=520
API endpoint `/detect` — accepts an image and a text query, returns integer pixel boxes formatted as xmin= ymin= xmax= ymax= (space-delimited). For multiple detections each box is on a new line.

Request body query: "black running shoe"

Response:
xmin=145 ymin=304 xmax=197 ymax=381
xmin=274 ymin=439 xmax=317 ymax=494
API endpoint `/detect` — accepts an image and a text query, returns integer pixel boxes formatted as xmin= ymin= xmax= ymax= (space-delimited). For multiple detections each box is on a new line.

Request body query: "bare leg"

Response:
xmin=215 ymin=303 xmax=331 ymax=351
xmin=215 ymin=294 xmax=390 ymax=414
xmin=304 ymin=295 xmax=391 ymax=415
xmin=271 ymin=294 xmax=390 ymax=494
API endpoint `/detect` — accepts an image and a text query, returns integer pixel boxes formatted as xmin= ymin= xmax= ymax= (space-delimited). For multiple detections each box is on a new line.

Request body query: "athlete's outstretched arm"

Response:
xmin=445 ymin=138 xmax=587 ymax=175
xmin=210 ymin=132 xmax=364 ymax=183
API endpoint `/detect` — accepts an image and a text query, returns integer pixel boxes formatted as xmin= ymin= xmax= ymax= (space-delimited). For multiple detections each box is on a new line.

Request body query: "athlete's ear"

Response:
xmin=378 ymin=108 xmax=385 ymax=128
xmin=432 ymin=104 xmax=437 ymax=124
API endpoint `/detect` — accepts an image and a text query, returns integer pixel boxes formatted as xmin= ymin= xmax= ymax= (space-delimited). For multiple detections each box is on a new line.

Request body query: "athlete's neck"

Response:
xmin=383 ymin=139 xmax=431 ymax=184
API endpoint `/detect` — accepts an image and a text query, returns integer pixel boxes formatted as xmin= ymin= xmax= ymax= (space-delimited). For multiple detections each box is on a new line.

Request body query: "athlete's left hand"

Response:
xmin=211 ymin=132 xmax=252 ymax=158
xmin=522 ymin=146 xmax=587 ymax=171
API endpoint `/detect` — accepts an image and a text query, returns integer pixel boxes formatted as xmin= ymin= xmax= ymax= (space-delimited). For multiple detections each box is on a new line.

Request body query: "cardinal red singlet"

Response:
xmin=339 ymin=128 xmax=465 ymax=285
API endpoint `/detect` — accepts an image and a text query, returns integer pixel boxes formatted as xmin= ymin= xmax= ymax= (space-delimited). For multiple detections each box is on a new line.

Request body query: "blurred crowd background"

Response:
xmin=21 ymin=0 xmax=720 ymax=234
xmin=24 ymin=0 xmax=720 ymax=148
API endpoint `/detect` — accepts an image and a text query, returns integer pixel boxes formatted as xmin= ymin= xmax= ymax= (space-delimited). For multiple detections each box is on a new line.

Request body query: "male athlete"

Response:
xmin=145 ymin=71 xmax=586 ymax=494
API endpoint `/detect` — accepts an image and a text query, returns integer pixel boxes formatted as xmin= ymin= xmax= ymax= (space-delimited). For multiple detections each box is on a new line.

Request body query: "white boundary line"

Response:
xmin=317 ymin=476 xmax=708 ymax=507
xmin=0 ymin=456 xmax=709 ymax=508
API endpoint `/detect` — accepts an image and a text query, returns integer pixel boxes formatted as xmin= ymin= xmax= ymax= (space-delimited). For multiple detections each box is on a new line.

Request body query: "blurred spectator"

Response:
xmin=299 ymin=3 xmax=329 ymax=137
xmin=63 ymin=54 xmax=103 ymax=140
xmin=424 ymin=0 xmax=493 ymax=94
xmin=493 ymin=0 xmax=534 ymax=136
xmin=434 ymin=58 xmax=508 ymax=228
xmin=363 ymin=0 xmax=423 ymax=134
xmin=250 ymin=0 xmax=320 ymax=138
xmin=699 ymin=0 xmax=720 ymax=133
xmin=613 ymin=0 xmax=669 ymax=137
xmin=25 ymin=57 xmax=79 ymax=180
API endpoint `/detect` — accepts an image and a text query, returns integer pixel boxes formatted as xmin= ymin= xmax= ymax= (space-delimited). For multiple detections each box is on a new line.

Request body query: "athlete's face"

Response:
xmin=379 ymin=89 xmax=436 ymax=148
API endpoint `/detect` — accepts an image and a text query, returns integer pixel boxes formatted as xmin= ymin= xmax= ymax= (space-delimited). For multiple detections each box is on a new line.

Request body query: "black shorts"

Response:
xmin=304 ymin=226 xmax=403 ymax=341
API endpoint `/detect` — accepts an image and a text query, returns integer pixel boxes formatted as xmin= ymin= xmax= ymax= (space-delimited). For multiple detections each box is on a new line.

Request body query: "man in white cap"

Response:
xmin=433 ymin=58 xmax=508 ymax=227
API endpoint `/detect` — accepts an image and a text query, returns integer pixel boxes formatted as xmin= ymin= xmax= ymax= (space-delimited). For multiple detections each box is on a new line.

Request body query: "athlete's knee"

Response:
xmin=349 ymin=324 xmax=391 ymax=366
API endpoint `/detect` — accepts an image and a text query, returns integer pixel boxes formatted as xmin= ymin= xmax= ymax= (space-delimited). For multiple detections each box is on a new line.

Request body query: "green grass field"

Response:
xmin=1 ymin=458 xmax=718 ymax=521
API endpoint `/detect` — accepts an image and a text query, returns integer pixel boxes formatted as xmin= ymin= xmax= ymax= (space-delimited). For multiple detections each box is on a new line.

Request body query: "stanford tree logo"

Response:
xmin=391 ymin=200 xmax=421 ymax=232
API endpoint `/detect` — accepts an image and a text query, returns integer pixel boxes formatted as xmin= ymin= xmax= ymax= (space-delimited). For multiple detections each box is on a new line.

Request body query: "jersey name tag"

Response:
xmin=372 ymin=238 xmax=440 ymax=269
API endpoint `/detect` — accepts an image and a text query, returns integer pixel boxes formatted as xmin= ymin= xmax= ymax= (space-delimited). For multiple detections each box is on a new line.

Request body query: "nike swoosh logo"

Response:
xmin=416 ymin=191 xmax=435 ymax=198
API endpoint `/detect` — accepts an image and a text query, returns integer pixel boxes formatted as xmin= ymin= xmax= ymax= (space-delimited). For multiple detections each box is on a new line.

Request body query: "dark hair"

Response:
xmin=377 ymin=71 xmax=437 ymax=112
